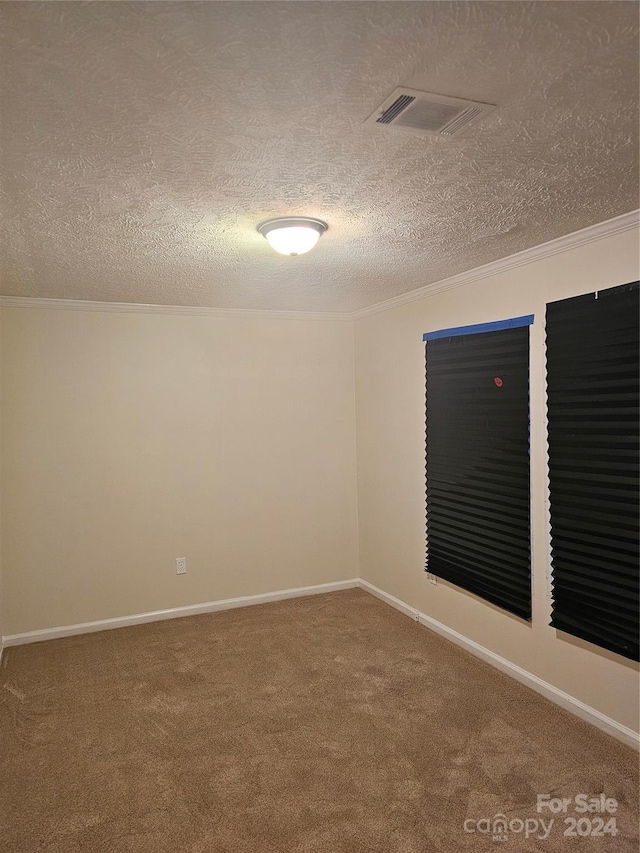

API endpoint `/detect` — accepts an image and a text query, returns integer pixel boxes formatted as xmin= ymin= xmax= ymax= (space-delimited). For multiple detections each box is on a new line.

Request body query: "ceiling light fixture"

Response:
xmin=257 ymin=217 xmax=327 ymax=257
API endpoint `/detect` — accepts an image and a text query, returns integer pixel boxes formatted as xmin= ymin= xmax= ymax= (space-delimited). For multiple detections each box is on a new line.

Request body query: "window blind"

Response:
xmin=424 ymin=318 xmax=532 ymax=619
xmin=546 ymin=282 xmax=639 ymax=662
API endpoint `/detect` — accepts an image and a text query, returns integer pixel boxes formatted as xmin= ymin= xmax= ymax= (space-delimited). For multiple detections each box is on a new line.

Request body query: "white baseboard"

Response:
xmin=358 ymin=580 xmax=640 ymax=751
xmin=3 ymin=576 xmax=637 ymax=750
xmin=1 ymin=579 xmax=359 ymax=648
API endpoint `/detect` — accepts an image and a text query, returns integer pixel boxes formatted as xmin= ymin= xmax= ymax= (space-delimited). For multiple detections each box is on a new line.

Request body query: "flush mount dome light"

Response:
xmin=257 ymin=217 xmax=327 ymax=256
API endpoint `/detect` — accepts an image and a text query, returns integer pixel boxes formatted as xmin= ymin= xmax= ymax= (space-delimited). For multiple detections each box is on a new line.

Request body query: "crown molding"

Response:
xmin=0 ymin=296 xmax=352 ymax=322
xmin=351 ymin=209 xmax=640 ymax=320
xmin=1 ymin=211 xmax=637 ymax=321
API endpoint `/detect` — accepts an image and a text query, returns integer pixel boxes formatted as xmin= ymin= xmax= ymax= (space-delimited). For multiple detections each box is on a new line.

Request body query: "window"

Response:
xmin=424 ymin=316 xmax=532 ymax=618
xmin=546 ymin=282 xmax=639 ymax=661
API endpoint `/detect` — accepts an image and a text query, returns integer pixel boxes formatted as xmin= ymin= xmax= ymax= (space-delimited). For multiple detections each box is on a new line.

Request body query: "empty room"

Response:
xmin=0 ymin=2 xmax=638 ymax=851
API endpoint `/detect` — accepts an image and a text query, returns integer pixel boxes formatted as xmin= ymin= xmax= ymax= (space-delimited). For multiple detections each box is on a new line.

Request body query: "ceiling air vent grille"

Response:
xmin=366 ymin=88 xmax=496 ymax=138
xmin=377 ymin=94 xmax=415 ymax=124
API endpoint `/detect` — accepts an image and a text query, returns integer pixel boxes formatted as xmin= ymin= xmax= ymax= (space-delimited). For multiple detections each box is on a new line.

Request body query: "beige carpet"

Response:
xmin=1 ymin=589 xmax=637 ymax=852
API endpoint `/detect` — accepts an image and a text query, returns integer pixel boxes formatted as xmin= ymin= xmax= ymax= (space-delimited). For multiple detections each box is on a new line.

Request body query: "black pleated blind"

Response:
xmin=425 ymin=326 xmax=531 ymax=618
xmin=546 ymin=282 xmax=639 ymax=662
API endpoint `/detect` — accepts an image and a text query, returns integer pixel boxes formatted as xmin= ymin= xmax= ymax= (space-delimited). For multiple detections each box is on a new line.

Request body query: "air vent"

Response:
xmin=365 ymin=88 xmax=496 ymax=138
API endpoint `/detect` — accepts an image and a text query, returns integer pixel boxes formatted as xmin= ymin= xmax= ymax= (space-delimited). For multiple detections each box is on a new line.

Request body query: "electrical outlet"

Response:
xmin=176 ymin=557 xmax=187 ymax=575
xmin=427 ymin=572 xmax=438 ymax=585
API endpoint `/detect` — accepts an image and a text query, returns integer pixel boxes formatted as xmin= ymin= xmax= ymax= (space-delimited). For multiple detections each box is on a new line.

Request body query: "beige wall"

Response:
xmin=354 ymin=225 xmax=640 ymax=733
xmin=1 ymin=308 xmax=358 ymax=634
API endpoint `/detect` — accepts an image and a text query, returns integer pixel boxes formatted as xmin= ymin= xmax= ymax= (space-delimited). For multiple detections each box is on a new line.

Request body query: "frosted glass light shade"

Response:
xmin=258 ymin=217 xmax=327 ymax=256
xmin=264 ymin=225 xmax=320 ymax=256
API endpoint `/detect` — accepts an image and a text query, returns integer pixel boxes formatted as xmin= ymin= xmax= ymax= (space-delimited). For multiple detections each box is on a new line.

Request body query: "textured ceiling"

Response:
xmin=1 ymin=1 xmax=638 ymax=313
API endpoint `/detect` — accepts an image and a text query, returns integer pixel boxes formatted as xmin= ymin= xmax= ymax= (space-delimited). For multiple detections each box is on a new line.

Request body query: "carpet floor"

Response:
xmin=1 ymin=589 xmax=637 ymax=852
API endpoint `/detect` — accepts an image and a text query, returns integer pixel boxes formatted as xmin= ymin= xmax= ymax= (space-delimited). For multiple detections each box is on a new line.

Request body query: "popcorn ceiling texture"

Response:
xmin=0 ymin=1 xmax=638 ymax=313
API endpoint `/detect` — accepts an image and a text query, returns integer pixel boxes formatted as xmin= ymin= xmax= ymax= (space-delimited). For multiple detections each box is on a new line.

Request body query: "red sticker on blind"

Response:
xmin=494 ymin=377 xmax=503 ymax=387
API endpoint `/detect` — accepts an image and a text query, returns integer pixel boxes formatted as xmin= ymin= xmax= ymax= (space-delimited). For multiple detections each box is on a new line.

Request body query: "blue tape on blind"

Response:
xmin=422 ymin=314 xmax=534 ymax=342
